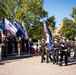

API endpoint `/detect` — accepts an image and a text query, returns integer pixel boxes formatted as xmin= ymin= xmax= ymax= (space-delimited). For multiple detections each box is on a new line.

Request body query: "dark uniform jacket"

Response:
xmin=66 ymin=42 xmax=71 ymax=52
xmin=41 ymin=43 xmax=46 ymax=52
xmin=60 ymin=42 xmax=68 ymax=51
xmin=52 ymin=43 xmax=59 ymax=50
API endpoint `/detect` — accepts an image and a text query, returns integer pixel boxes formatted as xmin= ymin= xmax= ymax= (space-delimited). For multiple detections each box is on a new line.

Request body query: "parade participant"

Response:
xmin=73 ymin=41 xmax=76 ymax=58
xmin=60 ymin=38 xmax=68 ymax=66
xmin=40 ymin=38 xmax=46 ymax=63
xmin=25 ymin=37 xmax=29 ymax=53
xmin=13 ymin=36 xmax=18 ymax=53
xmin=37 ymin=39 xmax=41 ymax=55
xmin=2 ymin=36 xmax=7 ymax=57
xmin=28 ymin=38 xmax=33 ymax=54
xmin=0 ymin=37 xmax=2 ymax=44
xmin=46 ymin=40 xmax=53 ymax=63
xmin=21 ymin=36 xmax=25 ymax=52
xmin=7 ymin=34 xmax=13 ymax=54
xmin=66 ymin=39 xmax=71 ymax=61
xmin=17 ymin=36 xmax=22 ymax=56
xmin=52 ymin=39 xmax=59 ymax=64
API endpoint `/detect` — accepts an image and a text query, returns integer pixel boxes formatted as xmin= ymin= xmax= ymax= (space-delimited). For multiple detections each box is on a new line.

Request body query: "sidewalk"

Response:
xmin=0 ymin=56 xmax=76 ymax=75
xmin=2 ymin=52 xmax=37 ymax=61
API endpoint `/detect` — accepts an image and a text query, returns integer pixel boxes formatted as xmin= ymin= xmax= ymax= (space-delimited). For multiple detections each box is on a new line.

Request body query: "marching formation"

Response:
xmin=0 ymin=18 xmax=76 ymax=67
xmin=38 ymin=37 xmax=76 ymax=66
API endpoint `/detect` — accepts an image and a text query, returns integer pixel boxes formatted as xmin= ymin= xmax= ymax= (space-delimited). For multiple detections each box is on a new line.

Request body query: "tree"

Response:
xmin=29 ymin=22 xmax=46 ymax=41
xmin=71 ymin=7 xmax=76 ymax=24
xmin=29 ymin=16 xmax=56 ymax=41
xmin=0 ymin=0 xmax=48 ymax=31
xmin=0 ymin=0 xmax=55 ymax=40
xmin=46 ymin=16 xmax=56 ymax=29
xmin=60 ymin=18 xmax=76 ymax=39
xmin=0 ymin=1 xmax=7 ymax=19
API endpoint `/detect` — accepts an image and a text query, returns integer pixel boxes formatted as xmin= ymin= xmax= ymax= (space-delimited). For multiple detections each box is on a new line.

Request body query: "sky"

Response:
xmin=43 ymin=0 xmax=76 ymax=28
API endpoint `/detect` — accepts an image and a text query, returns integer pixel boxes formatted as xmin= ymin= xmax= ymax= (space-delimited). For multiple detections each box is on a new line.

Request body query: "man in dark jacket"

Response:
xmin=66 ymin=39 xmax=71 ymax=61
xmin=73 ymin=41 xmax=76 ymax=58
xmin=52 ymin=39 xmax=59 ymax=64
xmin=28 ymin=38 xmax=33 ymax=54
xmin=13 ymin=36 xmax=18 ymax=53
xmin=60 ymin=38 xmax=68 ymax=66
xmin=21 ymin=36 xmax=25 ymax=52
xmin=7 ymin=35 xmax=13 ymax=54
xmin=41 ymin=38 xmax=46 ymax=63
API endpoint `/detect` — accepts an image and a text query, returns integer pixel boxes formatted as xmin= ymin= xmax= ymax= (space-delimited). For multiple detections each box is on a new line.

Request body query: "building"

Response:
xmin=53 ymin=20 xmax=64 ymax=37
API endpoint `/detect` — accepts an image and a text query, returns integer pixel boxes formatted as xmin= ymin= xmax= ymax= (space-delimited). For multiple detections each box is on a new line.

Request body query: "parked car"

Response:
xmin=31 ymin=44 xmax=38 ymax=54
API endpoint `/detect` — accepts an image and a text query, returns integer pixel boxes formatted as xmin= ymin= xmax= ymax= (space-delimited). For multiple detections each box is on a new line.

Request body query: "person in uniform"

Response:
xmin=21 ymin=36 xmax=25 ymax=52
xmin=13 ymin=36 xmax=18 ymax=53
xmin=17 ymin=36 xmax=22 ymax=56
xmin=60 ymin=38 xmax=68 ymax=66
xmin=28 ymin=38 xmax=33 ymax=54
xmin=37 ymin=39 xmax=41 ymax=55
xmin=73 ymin=41 xmax=76 ymax=58
xmin=46 ymin=40 xmax=53 ymax=63
xmin=25 ymin=38 xmax=29 ymax=53
xmin=2 ymin=37 xmax=7 ymax=57
xmin=66 ymin=39 xmax=71 ymax=61
xmin=7 ymin=34 xmax=13 ymax=54
xmin=40 ymin=38 xmax=46 ymax=63
xmin=52 ymin=39 xmax=59 ymax=65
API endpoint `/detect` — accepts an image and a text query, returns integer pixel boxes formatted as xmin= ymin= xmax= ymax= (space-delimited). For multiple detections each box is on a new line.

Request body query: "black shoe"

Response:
xmin=43 ymin=57 xmax=46 ymax=61
xmin=56 ymin=63 xmax=58 ymax=65
xmin=46 ymin=61 xmax=49 ymax=63
xmin=51 ymin=59 xmax=53 ymax=61
xmin=59 ymin=63 xmax=62 ymax=66
xmin=65 ymin=64 xmax=67 ymax=66
xmin=53 ymin=63 xmax=55 ymax=64
xmin=41 ymin=61 xmax=43 ymax=63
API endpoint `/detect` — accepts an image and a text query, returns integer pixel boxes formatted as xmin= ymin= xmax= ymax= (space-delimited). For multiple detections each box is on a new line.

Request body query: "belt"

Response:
xmin=62 ymin=49 xmax=67 ymax=51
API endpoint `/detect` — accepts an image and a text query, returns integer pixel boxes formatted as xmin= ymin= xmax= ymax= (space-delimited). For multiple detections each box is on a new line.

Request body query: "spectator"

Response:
xmin=28 ymin=38 xmax=33 ymax=54
xmin=37 ymin=39 xmax=41 ymax=55
xmin=17 ymin=36 xmax=22 ymax=56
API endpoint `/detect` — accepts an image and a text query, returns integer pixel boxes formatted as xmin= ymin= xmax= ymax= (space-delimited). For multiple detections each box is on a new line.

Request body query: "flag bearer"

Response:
xmin=41 ymin=38 xmax=46 ymax=63
xmin=52 ymin=39 xmax=59 ymax=64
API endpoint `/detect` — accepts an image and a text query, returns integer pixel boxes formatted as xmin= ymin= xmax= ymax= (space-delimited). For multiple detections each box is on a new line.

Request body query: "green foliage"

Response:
xmin=0 ymin=1 xmax=7 ymax=19
xmin=29 ymin=22 xmax=46 ymax=41
xmin=0 ymin=0 xmax=48 ymax=29
xmin=0 ymin=0 xmax=55 ymax=41
xmin=71 ymin=7 xmax=76 ymax=24
xmin=46 ymin=16 xmax=56 ymax=29
xmin=60 ymin=18 xmax=76 ymax=39
xmin=29 ymin=16 xmax=56 ymax=41
xmin=59 ymin=7 xmax=76 ymax=40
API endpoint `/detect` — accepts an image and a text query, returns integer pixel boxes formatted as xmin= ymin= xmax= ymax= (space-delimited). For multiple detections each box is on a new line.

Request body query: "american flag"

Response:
xmin=43 ymin=22 xmax=47 ymax=32
xmin=43 ymin=20 xmax=52 ymax=50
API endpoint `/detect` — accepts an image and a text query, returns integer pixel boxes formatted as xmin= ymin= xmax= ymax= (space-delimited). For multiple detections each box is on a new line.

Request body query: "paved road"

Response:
xmin=0 ymin=56 xmax=76 ymax=75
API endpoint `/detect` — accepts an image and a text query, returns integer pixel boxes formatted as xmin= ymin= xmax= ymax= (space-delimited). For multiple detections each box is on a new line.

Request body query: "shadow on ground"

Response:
xmin=0 ymin=62 xmax=5 ymax=65
xmin=68 ymin=58 xmax=76 ymax=66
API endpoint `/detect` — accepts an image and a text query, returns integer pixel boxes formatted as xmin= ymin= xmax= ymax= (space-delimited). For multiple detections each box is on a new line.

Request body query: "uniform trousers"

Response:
xmin=41 ymin=50 xmax=46 ymax=63
xmin=46 ymin=50 xmax=53 ymax=63
xmin=60 ymin=51 xmax=68 ymax=66
xmin=53 ymin=49 xmax=59 ymax=64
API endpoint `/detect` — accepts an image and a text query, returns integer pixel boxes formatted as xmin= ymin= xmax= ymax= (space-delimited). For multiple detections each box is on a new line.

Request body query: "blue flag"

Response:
xmin=1 ymin=20 xmax=6 ymax=37
xmin=0 ymin=20 xmax=5 ymax=38
xmin=5 ymin=18 xmax=17 ymax=36
xmin=12 ymin=20 xmax=25 ymax=36
xmin=43 ymin=21 xmax=52 ymax=50
xmin=22 ymin=21 xmax=28 ymax=38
